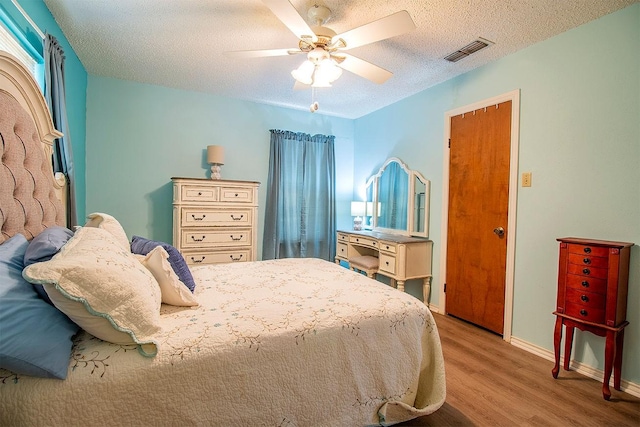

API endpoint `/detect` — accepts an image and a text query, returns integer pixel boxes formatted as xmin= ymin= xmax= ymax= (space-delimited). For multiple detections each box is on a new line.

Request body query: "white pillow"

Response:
xmin=84 ymin=212 xmax=130 ymax=251
xmin=23 ymin=227 xmax=162 ymax=357
xmin=137 ymin=246 xmax=199 ymax=307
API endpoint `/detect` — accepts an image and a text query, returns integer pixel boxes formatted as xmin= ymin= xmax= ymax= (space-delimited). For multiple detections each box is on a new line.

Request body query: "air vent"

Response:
xmin=444 ymin=37 xmax=494 ymax=62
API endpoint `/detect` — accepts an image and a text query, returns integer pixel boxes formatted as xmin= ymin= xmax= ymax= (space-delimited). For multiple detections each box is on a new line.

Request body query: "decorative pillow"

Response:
xmin=131 ymin=235 xmax=196 ymax=292
xmin=23 ymin=227 xmax=162 ymax=357
xmin=23 ymin=226 xmax=75 ymax=304
xmin=136 ymin=246 xmax=199 ymax=307
xmin=0 ymin=234 xmax=79 ymax=379
xmin=84 ymin=212 xmax=130 ymax=251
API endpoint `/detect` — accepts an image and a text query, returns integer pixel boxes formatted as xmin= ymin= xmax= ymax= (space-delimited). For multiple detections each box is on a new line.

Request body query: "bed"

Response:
xmin=0 ymin=50 xmax=446 ymax=426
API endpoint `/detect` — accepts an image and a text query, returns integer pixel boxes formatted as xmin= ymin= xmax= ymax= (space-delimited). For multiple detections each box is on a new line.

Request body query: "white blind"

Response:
xmin=0 ymin=20 xmax=38 ymax=78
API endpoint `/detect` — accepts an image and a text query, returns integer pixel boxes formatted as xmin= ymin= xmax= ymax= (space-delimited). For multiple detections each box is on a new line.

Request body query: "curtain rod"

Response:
xmin=11 ymin=0 xmax=44 ymax=39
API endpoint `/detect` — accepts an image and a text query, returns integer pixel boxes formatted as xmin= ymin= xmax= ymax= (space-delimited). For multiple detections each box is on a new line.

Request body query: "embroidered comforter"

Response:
xmin=0 ymin=258 xmax=445 ymax=426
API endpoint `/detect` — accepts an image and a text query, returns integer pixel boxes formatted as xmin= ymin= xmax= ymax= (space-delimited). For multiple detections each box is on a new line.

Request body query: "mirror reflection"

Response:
xmin=378 ymin=161 xmax=408 ymax=231
xmin=364 ymin=157 xmax=430 ymax=237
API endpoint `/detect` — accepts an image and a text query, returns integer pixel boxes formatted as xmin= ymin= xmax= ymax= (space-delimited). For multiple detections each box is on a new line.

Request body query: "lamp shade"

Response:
xmin=207 ymin=145 xmax=224 ymax=165
xmin=350 ymin=201 xmax=366 ymax=217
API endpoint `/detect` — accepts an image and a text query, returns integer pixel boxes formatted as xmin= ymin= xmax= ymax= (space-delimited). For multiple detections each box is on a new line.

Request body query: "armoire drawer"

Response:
xmin=180 ymin=228 xmax=252 ymax=248
xmin=181 ymin=208 xmax=253 ymax=227
xmin=183 ymin=249 xmax=252 ymax=266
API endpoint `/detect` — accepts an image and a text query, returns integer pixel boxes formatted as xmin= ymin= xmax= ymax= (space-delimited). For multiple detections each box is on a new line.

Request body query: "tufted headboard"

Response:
xmin=0 ymin=51 xmax=67 ymax=244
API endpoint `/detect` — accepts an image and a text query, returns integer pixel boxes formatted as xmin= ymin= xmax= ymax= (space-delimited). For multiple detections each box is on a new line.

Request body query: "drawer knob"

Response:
xmin=386 ymin=246 xmax=390 ymax=250
xmin=198 ymin=192 xmax=202 ymax=196
xmin=385 ymin=261 xmax=389 ymax=266
xmin=235 ymin=193 xmax=239 ymax=197
xmin=191 ymin=214 xmax=206 ymax=221
xmin=230 ymin=214 xmax=244 ymax=221
xmin=580 ymin=295 xmax=589 ymax=302
xmin=583 ymin=258 xmax=591 ymax=265
xmin=582 ymin=268 xmax=590 ymax=275
xmin=581 ymin=281 xmax=589 ymax=288
xmin=584 ymin=247 xmax=592 ymax=254
xmin=190 ymin=256 xmax=205 ymax=263
xmin=580 ymin=309 xmax=588 ymax=316
xmin=191 ymin=235 xmax=206 ymax=242
xmin=229 ymin=254 xmax=244 ymax=262
xmin=230 ymin=234 xmax=243 ymax=241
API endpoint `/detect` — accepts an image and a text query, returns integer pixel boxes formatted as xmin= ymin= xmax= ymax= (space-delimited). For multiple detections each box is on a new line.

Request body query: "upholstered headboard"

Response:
xmin=0 ymin=51 xmax=66 ymax=244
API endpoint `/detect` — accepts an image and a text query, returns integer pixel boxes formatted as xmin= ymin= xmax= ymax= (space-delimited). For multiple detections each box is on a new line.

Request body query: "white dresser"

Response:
xmin=172 ymin=178 xmax=259 ymax=266
xmin=335 ymin=230 xmax=433 ymax=302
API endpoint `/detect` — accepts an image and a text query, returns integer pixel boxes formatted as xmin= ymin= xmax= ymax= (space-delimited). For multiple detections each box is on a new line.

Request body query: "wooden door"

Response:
xmin=446 ymin=101 xmax=512 ymax=334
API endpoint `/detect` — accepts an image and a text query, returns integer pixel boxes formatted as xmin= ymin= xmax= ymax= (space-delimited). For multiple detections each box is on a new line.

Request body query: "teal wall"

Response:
xmin=7 ymin=0 xmax=639 ymax=388
xmin=4 ymin=0 xmax=87 ymax=221
xmin=85 ymin=77 xmax=355 ymax=257
xmin=354 ymin=5 xmax=639 ymax=385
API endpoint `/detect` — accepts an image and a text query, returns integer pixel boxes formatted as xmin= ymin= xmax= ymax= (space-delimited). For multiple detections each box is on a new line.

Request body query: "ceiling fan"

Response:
xmin=224 ymin=0 xmax=416 ymax=88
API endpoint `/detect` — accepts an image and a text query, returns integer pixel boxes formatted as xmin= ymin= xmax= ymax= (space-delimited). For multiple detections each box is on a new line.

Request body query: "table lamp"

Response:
xmin=207 ymin=145 xmax=225 ymax=179
xmin=350 ymin=201 xmax=366 ymax=231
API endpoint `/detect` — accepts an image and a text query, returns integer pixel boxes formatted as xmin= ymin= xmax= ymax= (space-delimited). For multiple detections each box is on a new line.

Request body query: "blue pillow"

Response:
xmin=130 ymin=236 xmax=196 ymax=292
xmin=24 ymin=226 xmax=75 ymax=304
xmin=0 ymin=234 xmax=79 ymax=379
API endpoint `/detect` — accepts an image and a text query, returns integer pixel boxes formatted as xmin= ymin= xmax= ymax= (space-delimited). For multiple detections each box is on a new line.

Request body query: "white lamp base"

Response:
xmin=353 ymin=216 xmax=363 ymax=231
xmin=210 ymin=164 xmax=222 ymax=180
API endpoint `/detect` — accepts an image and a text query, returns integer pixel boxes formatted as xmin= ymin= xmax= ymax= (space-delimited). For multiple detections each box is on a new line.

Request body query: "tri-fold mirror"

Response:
xmin=364 ymin=157 xmax=430 ymax=238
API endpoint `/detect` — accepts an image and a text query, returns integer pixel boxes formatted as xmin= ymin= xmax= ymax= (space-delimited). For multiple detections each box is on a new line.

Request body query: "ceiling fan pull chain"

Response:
xmin=310 ymin=86 xmax=319 ymax=113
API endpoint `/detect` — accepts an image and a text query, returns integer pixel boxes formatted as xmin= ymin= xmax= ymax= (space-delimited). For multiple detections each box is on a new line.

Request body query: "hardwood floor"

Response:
xmin=399 ymin=313 xmax=640 ymax=427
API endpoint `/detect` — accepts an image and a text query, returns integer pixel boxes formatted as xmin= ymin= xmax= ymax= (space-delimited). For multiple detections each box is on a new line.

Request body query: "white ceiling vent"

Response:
xmin=444 ymin=37 xmax=494 ymax=62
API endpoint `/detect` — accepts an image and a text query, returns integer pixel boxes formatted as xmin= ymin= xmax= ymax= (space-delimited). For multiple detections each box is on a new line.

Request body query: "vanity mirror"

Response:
xmin=365 ymin=157 xmax=430 ymax=237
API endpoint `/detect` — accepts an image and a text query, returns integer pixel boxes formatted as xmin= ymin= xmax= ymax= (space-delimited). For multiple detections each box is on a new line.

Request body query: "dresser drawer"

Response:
xmin=567 ymin=263 xmax=608 ymax=279
xmin=220 ymin=186 xmax=254 ymax=203
xmin=378 ymin=240 xmax=397 ymax=254
xmin=180 ymin=185 xmax=218 ymax=202
xmin=565 ymin=303 xmax=605 ymax=324
xmin=337 ymin=232 xmax=350 ymax=242
xmin=350 ymin=235 xmax=379 ymax=250
xmin=378 ymin=253 xmax=396 ymax=275
xmin=565 ymin=274 xmax=607 ymax=294
xmin=181 ymin=208 xmax=253 ymax=227
xmin=336 ymin=242 xmax=348 ymax=259
xmin=565 ymin=287 xmax=606 ymax=311
xmin=568 ymin=253 xmax=608 ymax=269
xmin=567 ymin=243 xmax=610 ymax=258
xmin=180 ymin=228 xmax=252 ymax=248
xmin=183 ymin=249 xmax=252 ymax=266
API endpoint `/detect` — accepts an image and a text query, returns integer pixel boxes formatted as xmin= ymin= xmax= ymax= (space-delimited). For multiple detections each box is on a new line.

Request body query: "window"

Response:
xmin=0 ymin=5 xmax=43 ymax=87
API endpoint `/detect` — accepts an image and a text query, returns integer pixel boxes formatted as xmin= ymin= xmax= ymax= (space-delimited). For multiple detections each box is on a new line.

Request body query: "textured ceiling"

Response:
xmin=43 ymin=0 xmax=635 ymax=119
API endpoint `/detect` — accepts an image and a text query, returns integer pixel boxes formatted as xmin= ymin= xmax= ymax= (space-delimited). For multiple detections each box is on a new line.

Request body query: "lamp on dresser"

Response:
xmin=350 ymin=201 xmax=365 ymax=231
xmin=207 ymin=145 xmax=225 ymax=180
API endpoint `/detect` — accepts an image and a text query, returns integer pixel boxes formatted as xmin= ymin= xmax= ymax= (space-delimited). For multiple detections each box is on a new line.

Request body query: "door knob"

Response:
xmin=493 ymin=227 xmax=505 ymax=237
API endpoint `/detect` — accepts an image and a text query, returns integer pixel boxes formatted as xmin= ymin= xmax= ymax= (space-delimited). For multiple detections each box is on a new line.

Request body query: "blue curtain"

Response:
xmin=44 ymin=34 xmax=77 ymax=227
xmin=378 ymin=162 xmax=408 ymax=230
xmin=262 ymin=130 xmax=336 ymax=260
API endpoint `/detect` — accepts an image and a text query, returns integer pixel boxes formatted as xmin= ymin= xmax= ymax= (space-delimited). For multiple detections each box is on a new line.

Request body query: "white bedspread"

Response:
xmin=0 ymin=258 xmax=445 ymax=426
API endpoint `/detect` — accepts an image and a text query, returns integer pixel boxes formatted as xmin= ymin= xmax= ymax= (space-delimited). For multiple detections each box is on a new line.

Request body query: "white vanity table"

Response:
xmin=338 ymin=157 xmax=434 ymax=303
xmin=335 ymin=229 xmax=433 ymax=302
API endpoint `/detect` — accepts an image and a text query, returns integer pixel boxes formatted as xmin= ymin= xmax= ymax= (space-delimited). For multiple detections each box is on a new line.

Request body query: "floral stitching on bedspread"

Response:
xmin=1 ymin=258 xmax=438 ymax=385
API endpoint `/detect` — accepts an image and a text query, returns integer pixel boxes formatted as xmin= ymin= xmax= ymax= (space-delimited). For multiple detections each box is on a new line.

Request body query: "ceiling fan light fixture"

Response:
xmin=291 ymin=60 xmax=314 ymax=85
xmin=317 ymin=58 xmax=342 ymax=82
xmin=311 ymin=70 xmax=332 ymax=88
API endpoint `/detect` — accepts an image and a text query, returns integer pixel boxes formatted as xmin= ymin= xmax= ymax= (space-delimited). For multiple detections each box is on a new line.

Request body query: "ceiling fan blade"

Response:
xmin=336 ymin=53 xmax=392 ymax=84
xmin=332 ymin=10 xmax=416 ymax=50
xmin=262 ymin=0 xmax=318 ymax=42
xmin=224 ymin=48 xmax=301 ymax=59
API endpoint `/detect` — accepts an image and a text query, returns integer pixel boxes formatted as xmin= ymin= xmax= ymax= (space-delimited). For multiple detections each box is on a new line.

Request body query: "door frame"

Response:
xmin=439 ymin=89 xmax=520 ymax=342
